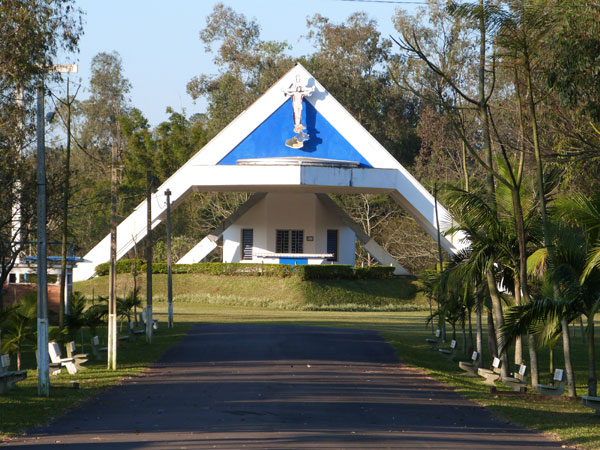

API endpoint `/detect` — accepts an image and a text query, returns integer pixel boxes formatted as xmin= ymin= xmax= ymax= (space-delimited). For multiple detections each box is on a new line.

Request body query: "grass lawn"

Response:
xmin=74 ymin=273 xmax=428 ymax=311
xmin=1 ymin=295 xmax=598 ymax=448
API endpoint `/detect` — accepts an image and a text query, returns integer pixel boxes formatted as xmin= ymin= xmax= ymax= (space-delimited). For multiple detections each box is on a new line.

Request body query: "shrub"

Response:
xmin=95 ymin=259 xmax=144 ymax=276
xmin=354 ymin=266 xmax=395 ymax=279
xmin=96 ymin=261 xmax=396 ymax=280
xmin=139 ymin=262 xmax=296 ymax=277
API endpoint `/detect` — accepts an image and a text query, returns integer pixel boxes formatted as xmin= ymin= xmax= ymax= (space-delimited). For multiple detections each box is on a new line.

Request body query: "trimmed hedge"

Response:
xmin=354 ymin=266 xmax=395 ymax=279
xmin=141 ymin=262 xmax=296 ymax=277
xmin=95 ymin=259 xmax=144 ymax=276
xmin=95 ymin=261 xmax=397 ymax=280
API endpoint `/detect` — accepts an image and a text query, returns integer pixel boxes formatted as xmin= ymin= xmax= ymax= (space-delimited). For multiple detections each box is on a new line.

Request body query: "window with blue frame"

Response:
xmin=327 ymin=229 xmax=338 ymax=261
xmin=241 ymin=229 xmax=253 ymax=260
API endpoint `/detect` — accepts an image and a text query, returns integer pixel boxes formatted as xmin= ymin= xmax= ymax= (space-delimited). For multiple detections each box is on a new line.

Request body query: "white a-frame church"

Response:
xmin=73 ymin=64 xmax=466 ymax=281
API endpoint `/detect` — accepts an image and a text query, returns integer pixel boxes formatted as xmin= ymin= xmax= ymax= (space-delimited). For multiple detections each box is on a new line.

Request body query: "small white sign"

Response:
xmin=52 ymin=64 xmax=78 ymax=73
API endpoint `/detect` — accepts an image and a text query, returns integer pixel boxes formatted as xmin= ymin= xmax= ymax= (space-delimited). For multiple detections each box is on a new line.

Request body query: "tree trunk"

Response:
xmin=526 ymin=58 xmax=576 ymax=393
xmin=528 ymin=334 xmax=539 ymax=387
xmin=587 ymin=314 xmax=597 ymax=397
xmin=468 ymin=306 xmax=474 ymax=354
xmin=487 ymin=310 xmax=497 ymax=359
xmin=511 ymin=63 xmax=540 ymax=387
xmin=561 ymin=317 xmax=577 ymax=397
xmin=513 ymin=276 xmax=523 ymax=365
xmin=487 ymin=271 xmax=509 ymax=377
xmin=59 ymin=80 xmax=72 ymax=329
xmin=477 ymin=306 xmax=484 ymax=368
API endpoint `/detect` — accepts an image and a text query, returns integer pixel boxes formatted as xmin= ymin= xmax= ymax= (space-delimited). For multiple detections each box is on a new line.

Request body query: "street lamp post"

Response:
xmin=36 ymin=82 xmax=49 ymax=397
xmin=165 ymin=189 xmax=173 ymax=328
xmin=36 ymin=64 xmax=77 ymax=396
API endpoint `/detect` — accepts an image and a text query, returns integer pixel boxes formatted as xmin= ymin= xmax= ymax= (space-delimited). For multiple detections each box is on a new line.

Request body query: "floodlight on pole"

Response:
xmin=36 ymin=63 xmax=77 ymax=396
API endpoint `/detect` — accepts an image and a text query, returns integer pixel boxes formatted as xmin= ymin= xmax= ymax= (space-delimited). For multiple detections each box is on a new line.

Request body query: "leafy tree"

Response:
xmin=0 ymin=0 xmax=82 ymax=307
xmin=304 ymin=12 xmax=419 ymax=165
xmin=70 ymin=51 xmax=131 ymax=253
xmin=187 ymin=3 xmax=291 ymax=138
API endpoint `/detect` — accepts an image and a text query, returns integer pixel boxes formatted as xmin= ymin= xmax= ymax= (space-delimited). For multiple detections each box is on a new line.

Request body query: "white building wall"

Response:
xmin=314 ymin=196 xmax=356 ymax=266
xmin=223 ymin=195 xmax=268 ymax=262
xmin=222 ymin=193 xmax=355 ymax=265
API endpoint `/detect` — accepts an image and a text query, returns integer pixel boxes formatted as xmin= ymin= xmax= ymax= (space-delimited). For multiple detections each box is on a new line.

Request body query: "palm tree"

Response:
xmin=65 ymin=292 xmax=89 ymax=343
xmin=443 ymin=184 xmax=525 ymax=376
xmin=0 ymin=293 xmax=36 ymax=370
xmin=117 ymin=288 xmax=142 ymax=324
xmin=504 ymin=222 xmax=599 ymax=396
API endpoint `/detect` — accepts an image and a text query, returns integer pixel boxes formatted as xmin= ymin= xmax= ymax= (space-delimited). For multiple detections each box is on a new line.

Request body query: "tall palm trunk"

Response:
xmin=513 ymin=276 xmax=523 ymax=365
xmin=525 ymin=53 xmax=576 ymax=396
xmin=587 ymin=313 xmax=597 ymax=397
xmin=487 ymin=271 xmax=509 ymax=377
xmin=487 ymin=310 xmax=498 ymax=359
xmin=477 ymin=0 xmax=508 ymax=376
xmin=511 ymin=66 xmax=540 ymax=387
xmin=477 ymin=306 xmax=484 ymax=368
xmin=560 ymin=318 xmax=576 ymax=397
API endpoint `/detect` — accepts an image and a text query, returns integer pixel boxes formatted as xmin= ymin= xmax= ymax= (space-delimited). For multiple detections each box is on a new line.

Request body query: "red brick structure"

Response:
xmin=2 ymin=284 xmax=60 ymax=314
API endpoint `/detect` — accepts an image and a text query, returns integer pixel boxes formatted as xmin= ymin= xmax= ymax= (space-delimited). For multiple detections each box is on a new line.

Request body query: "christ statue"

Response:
xmin=283 ymin=75 xmax=315 ymax=133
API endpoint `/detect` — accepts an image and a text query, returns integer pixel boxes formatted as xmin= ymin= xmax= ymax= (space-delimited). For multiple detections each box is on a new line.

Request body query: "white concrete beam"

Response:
xmin=315 ymin=194 xmax=409 ymax=275
xmin=177 ymin=193 xmax=267 ymax=264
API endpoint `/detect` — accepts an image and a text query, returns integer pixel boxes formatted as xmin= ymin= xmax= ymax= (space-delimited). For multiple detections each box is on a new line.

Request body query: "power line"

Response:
xmin=339 ymin=0 xmax=427 ymax=3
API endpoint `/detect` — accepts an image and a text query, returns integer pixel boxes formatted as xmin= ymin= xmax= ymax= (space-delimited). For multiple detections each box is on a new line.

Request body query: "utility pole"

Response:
xmin=59 ymin=78 xmax=80 ymax=328
xmin=107 ymin=139 xmax=118 ymax=370
xmin=36 ymin=64 xmax=77 ymax=395
xmin=146 ymin=172 xmax=153 ymax=343
xmin=165 ymin=189 xmax=173 ymax=328
xmin=433 ymin=183 xmax=446 ymax=342
xmin=36 ymin=82 xmax=49 ymax=397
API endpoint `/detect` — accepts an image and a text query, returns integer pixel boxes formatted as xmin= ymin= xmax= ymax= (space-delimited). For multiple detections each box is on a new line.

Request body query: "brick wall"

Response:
xmin=2 ymin=284 xmax=60 ymax=314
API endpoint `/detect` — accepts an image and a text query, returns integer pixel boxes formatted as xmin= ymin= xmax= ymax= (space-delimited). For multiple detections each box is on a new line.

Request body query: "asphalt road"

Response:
xmin=3 ymin=324 xmax=563 ymax=449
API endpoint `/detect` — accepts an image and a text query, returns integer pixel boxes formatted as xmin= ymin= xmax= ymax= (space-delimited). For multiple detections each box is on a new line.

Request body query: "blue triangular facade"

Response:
xmin=217 ymin=99 xmax=373 ymax=167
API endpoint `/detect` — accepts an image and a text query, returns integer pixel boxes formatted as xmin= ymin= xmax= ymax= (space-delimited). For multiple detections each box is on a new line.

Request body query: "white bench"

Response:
xmin=128 ymin=321 xmax=146 ymax=342
xmin=581 ymin=395 xmax=600 ymax=414
xmin=48 ymin=342 xmax=78 ymax=375
xmin=139 ymin=308 xmax=158 ymax=331
xmin=426 ymin=329 xmax=441 ymax=350
xmin=536 ymin=368 xmax=565 ymax=397
xmin=502 ymin=364 xmax=528 ymax=392
xmin=91 ymin=336 xmax=107 ymax=361
xmin=439 ymin=339 xmax=457 ymax=361
xmin=458 ymin=351 xmax=479 ymax=376
xmin=0 ymin=355 xmax=27 ymax=395
xmin=65 ymin=341 xmax=88 ymax=371
xmin=478 ymin=357 xmax=502 ymax=386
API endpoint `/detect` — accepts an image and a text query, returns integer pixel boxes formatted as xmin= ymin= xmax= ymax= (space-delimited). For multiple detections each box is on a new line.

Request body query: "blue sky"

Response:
xmin=59 ymin=1 xmax=418 ymax=127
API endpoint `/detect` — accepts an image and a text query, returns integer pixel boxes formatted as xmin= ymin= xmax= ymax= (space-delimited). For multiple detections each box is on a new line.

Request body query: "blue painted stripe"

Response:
xmin=217 ymin=99 xmax=372 ymax=167
xmin=279 ymin=257 xmax=309 ymax=265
